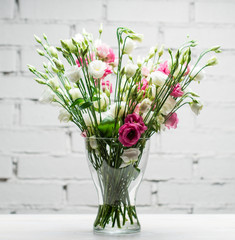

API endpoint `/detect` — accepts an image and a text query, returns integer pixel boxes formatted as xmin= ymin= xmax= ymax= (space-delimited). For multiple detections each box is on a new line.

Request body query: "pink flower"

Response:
xmin=125 ymin=113 xmax=147 ymax=134
xmin=165 ymin=113 xmax=179 ymax=129
xmin=141 ymin=66 xmax=150 ymax=77
xmin=138 ymin=78 xmax=149 ymax=92
xmin=101 ymin=80 xmax=112 ymax=93
xmin=170 ymin=83 xmax=184 ymax=98
xmin=184 ymin=64 xmax=190 ymax=76
xmin=119 ymin=123 xmax=141 ymax=147
xmin=81 ymin=130 xmax=87 ymax=138
xmin=106 ymin=48 xmax=115 ymax=64
xmin=76 ymin=53 xmax=95 ymax=67
xmin=101 ymin=64 xmax=113 ymax=79
xmin=119 ymin=113 xmax=148 ymax=147
xmin=157 ymin=61 xmax=170 ymax=75
xmin=97 ymin=43 xmax=109 ymax=59
xmin=134 ymin=104 xmax=140 ymax=114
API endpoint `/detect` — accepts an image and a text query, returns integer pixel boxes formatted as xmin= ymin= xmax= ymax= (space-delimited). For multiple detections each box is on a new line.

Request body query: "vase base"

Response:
xmin=94 ymin=223 xmax=141 ymax=235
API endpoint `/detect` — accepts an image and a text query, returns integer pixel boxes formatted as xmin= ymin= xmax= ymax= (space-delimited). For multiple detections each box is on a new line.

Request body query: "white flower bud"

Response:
xmin=161 ymin=96 xmax=176 ymax=115
xmin=139 ymin=98 xmax=152 ymax=113
xmin=190 ymin=100 xmax=203 ymax=115
xmin=150 ymin=71 xmax=168 ymax=87
xmin=39 ymin=88 xmax=55 ymax=103
xmin=69 ymin=88 xmax=83 ymax=101
xmin=109 ymin=102 xmax=127 ymax=118
xmin=48 ymin=77 xmax=60 ymax=90
xmin=190 ymin=66 xmax=205 ymax=82
xmin=125 ymin=62 xmax=138 ymax=78
xmin=89 ymin=136 xmax=98 ymax=149
xmin=58 ymin=108 xmax=71 ymax=122
xmin=48 ymin=46 xmax=58 ymax=58
xmin=93 ymin=93 xmax=109 ymax=110
xmin=123 ymin=38 xmax=135 ymax=55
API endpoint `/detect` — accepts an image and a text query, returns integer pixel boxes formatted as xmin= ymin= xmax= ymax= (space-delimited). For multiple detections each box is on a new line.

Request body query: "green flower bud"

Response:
xmin=207 ymin=56 xmax=218 ymax=66
xmin=36 ymin=49 xmax=45 ymax=56
xmin=43 ymin=33 xmax=48 ymax=40
xmin=48 ymin=46 xmax=58 ymax=58
xmin=53 ymin=58 xmax=64 ymax=71
xmin=27 ymin=64 xmax=36 ymax=73
xmin=34 ymin=35 xmax=42 ymax=44
xmin=34 ymin=78 xmax=46 ymax=84
xmin=99 ymin=23 xmax=103 ymax=35
xmin=158 ymin=44 xmax=164 ymax=57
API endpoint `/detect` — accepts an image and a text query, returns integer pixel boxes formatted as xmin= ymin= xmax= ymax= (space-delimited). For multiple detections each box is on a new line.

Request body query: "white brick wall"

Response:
xmin=0 ymin=0 xmax=235 ymax=214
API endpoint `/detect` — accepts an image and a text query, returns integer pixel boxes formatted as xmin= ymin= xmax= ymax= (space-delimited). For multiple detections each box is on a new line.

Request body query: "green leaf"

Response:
xmin=98 ymin=117 xmax=119 ymax=138
xmin=79 ymin=101 xmax=93 ymax=110
xmin=70 ymin=98 xmax=84 ymax=108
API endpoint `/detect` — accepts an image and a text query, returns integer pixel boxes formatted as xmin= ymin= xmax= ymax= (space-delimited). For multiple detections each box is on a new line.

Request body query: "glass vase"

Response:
xmin=85 ymin=137 xmax=150 ymax=234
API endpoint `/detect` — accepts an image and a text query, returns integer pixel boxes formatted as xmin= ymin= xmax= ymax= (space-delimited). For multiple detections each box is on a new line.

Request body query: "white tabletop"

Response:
xmin=0 ymin=214 xmax=235 ymax=240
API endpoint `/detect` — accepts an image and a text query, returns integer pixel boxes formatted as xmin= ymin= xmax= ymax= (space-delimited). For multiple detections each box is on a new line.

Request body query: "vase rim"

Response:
xmin=84 ymin=137 xmax=150 ymax=140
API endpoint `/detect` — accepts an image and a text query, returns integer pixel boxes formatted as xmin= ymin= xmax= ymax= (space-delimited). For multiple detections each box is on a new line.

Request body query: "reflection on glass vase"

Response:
xmin=85 ymin=137 xmax=150 ymax=234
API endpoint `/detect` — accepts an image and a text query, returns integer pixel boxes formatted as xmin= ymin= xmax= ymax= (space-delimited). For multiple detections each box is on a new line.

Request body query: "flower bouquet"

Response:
xmin=28 ymin=26 xmax=220 ymax=234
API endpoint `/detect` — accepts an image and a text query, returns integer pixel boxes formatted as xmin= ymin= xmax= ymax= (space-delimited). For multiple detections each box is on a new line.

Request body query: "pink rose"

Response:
xmin=97 ymin=43 xmax=109 ymax=59
xmin=165 ymin=113 xmax=179 ymax=129
xmin=141 ymin=66 xmax=150 ymax=77
xmin=101 ymin=80 xmax=112 ymax=93
xmin=125 ymin=113 xmax=147 ymax=134
xmin=157 ymin=61 xmax=170 ymax=75
xmin=170 ymin=83 xmax=184 ymax=98
xmin=106 ymin=48 xmax=115 ymax=64
xmin=119 ymin=123 xmax=141 ymax=147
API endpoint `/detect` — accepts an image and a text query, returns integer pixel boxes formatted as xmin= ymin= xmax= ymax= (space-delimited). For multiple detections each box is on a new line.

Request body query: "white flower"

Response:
xmin=161 ymin=96 xmax=176 ymax=115
xmin=150 ymin=71 xmax=168 ymax=87
xmin=39 ymin=88 xmax=55 ymax=103
xmin=120 ymin=75 xmax=128 ymax=91
xmin=82 ymin=112 xmax=100 ymax=127
xmin=125 ymin=62 xmax=138 ymax=78
xmin=74 ymin=33 xmax=84 ymax=43
xmin=190 ymin=100 xmax=203 ymax=115
xmin=93 ymin=93 xmax=109 ymax=110
xmin=58 ymin=109 xmax=71 ymax=122
xmin=150 ymin=84 xmax=156 ymax=99
xmin=123 ymin=38 xmax=135 ymax=55
xmin=157 ymin=114 xmax=166 ymax=131
xmin=139 ymin=98 xmax=152 ymax=113
xmin=89 ymin=136 xmax=98 ymax=149
xmin=48 ymin=46 xmax=58 ymax=58
xmin=109 ymin=102 xmax=127 ymax=118
xmin=88 ymin=60 xmax=106 ymax=78
xmin=142 ymin=111 xmax=154 ymax=124
xmin=48 ymin=76 xmax=60 ymax=90
xmin=69 ymin=88 xmax=82 ymax=101
xmin=120 ymin=148 xmax=140 ymax=168
xmin=65 ymin=66 xmax=82 ymax=83
xmin=190 ymin=66 xmax=205 ymax=82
